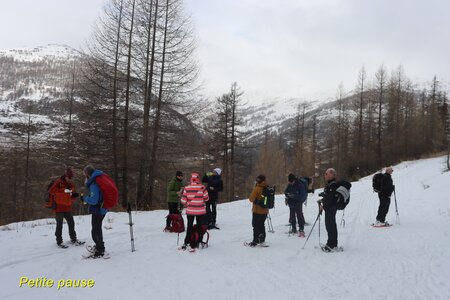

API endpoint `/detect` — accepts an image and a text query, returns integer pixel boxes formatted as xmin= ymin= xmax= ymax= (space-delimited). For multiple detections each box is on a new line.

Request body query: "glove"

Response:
xmin=285 ymin=198 xmax=288 ymax=206
xmin=318 ymin=192 xmax=325 ymax=197
xmin=80 ymin=194 xmax=84 ymax=202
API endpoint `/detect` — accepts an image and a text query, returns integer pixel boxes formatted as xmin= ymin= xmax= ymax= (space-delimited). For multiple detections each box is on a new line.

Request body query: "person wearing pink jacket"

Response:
xmin=181 ymin=172 xmax=209 ymax=249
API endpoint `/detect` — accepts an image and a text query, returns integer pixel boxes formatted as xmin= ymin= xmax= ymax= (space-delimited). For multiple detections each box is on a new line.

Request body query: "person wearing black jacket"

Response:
xmin=284 ymin=174 xmax=307 ymax=236
xmin=202 ymin=168 xmax=223 ymax=229
xmin=318 ymin=168 xmax=340 ymax=252
xmin=376 ymin=167 xmax=394 ymax=225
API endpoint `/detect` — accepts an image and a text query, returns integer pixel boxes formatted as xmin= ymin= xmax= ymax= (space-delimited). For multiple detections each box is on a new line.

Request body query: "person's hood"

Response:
xmin=86 ymin=170 xmax=104 ymax=186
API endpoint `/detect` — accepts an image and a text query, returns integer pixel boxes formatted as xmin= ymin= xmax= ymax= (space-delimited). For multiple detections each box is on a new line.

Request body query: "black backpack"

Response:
xmin=372 ymin=173 xmax=384 ymax=193
xmin=335 ymin=180 xmax=351 ymax=210
xmin=257 ymin=185 xmax=276 ymax=209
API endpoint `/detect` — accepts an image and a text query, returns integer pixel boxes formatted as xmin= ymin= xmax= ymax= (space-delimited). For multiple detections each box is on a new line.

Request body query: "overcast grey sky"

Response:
xmin=1 ymin=0 xmax=449 ymax=102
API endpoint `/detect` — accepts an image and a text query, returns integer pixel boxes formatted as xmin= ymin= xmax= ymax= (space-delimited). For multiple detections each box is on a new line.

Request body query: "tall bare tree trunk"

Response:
xmin=122 ymin=0 xmax=136 ymax=207
xmin=137 ymin=0 xmax=158 ymax=209
xmin=148 ymin=0 xmax=169 ymax=208
xmin=112 ymin=0 xmax=124 ymax=185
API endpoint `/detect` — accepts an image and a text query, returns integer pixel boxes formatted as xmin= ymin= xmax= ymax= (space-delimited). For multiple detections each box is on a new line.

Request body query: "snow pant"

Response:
xmin=184 ymin=214 xmax=206 ymax=246
xmin=206 ymin=199 xmax=217 ymax=226
xmin=91 ymin=213 xmax=106 ymax=253
xmin=55 ymin=212 xmax=76 ymax=244
xmin=376 ymin=194 xmax=391 ymax=223
xmin=252 ymin=213 xmax=267 ymax=244
xmin=166 ymin=202 xmax=181 ymax=228
xmin=289 ymin=203 xmax=305 ymax=232
xmin=324 ymin=206 xmax=338 ymax=248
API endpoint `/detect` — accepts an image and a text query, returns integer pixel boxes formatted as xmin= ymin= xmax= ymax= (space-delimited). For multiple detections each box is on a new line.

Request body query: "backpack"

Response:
xmin=298 ymin=178 xmax=309 ymax=202
xmin=257 ymin=185 xmax=276 ymax=209
xmin=167 ymin=214 xmax=185 ymax=233
xmin=44 ymin=178 xmax=57 ymax=209
xmin=189 ymin=224 xmax=209 ymax=249
xmin=96 ymin=174 xmax=119 ymax=209
xmin=372 ymin=173 xmax=384 ymax=193
xmin=335 ymin=180 xmax=352 ymax=210
xmin=300 ymin=176 xmax=314 ymax=193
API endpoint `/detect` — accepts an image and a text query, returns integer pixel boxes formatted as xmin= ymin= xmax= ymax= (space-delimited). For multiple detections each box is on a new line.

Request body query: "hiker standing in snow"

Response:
xmin=318 ymin=168 xmax=340 ymax=252
xmin=247 ymin=175 xmax=269 ymax=247
xmin=164 ymin=171 xmax=185 ymax=232
xmin=81 ymin=165 xmax=109 ymax=258
xmin=48 ymin=167 xmax=81 ymax=247
xmin=181 ymin=172 xmax=209 ymax=250
xmin=375 ymin=167 xmax=394 ymax=226
xmin=284 ymin=173 xmax=307 ymax=237
xmin=202 ymin=168 xmax=223 ymax=229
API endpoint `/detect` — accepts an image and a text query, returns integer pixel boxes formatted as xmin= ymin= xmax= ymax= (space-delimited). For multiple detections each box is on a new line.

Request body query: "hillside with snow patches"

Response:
xmin=1 ymin=156 xmax=450 ymax=299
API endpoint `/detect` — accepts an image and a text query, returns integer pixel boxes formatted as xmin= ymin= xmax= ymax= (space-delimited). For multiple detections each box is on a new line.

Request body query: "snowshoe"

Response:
xmin=298 ymin=231 xmax=305 ymax=238
xmin=319 ymin=244 xmax=343 ymax=252
xmin=371 ymin=222 xmax=392 ymax=228
xmin=82 ymin=251 xmax=110 ymax=259
xmin=57 ymin=243 xmax=68 ymax=249
xmin=71 ymin=240 xmax=85 ymax=246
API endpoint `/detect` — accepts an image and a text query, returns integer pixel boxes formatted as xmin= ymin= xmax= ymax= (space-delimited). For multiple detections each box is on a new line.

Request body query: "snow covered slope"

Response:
xmin=1 ymin=156 xmax=450 ymax=300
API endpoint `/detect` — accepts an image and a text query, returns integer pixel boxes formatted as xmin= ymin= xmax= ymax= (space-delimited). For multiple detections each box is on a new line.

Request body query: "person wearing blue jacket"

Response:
xmin=81 ymin=165 xmax=108 ymax=258
xmin=284 ymin=173 xmax=307 ymax=237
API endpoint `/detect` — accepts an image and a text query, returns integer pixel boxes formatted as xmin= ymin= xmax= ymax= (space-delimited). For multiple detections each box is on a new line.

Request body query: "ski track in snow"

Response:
xmin=1 ymin=157 xmax=450 ymax=299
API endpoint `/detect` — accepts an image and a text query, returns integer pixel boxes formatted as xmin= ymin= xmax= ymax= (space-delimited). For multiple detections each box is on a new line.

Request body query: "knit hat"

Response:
xmin=65 ymin=167 xmax=74 ymax=179
xmin=213 ymin=168 xmax=222 ymax=175
xmin=256 ymin=174 xmax=266 ymax=183
xmin=176 ymin=171 xmax=183 ymax=177
xmin=190 ymin=172 xmax=200 ymax=183
xmin=288 ymin=173 xmax=296 ymax=182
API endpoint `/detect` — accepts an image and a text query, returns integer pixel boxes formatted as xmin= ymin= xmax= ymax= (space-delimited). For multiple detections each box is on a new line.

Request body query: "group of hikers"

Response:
xmin=163 ymin=166 xmax=395 ymax=252
xmin=46 ymin=164 xmax=395 ymax=256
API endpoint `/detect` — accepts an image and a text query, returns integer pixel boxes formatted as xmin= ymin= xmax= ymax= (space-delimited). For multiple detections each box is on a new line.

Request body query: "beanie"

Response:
xmin=65 ymin=167 xmax=74 ymax=179
xmin=288 ymin=173 xmax=296 ymax=182
xmin=176 ymin=171 xmax=183 ymax=177
xmin=213 ymin=168 xmax=222 ymax=175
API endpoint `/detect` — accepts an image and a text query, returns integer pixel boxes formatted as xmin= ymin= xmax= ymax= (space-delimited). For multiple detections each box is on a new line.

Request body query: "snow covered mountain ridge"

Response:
xmin=1 ymin=156 xmax=450 ymax=299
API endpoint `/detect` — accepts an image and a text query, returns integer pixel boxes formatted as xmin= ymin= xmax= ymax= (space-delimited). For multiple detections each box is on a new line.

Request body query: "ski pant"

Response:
xmin=289 ymin=203 xmax=305 ymax=232
xmin=55 ymin=212 xmax=76 ymax=244
xmin=252 ymin=213 xmax=267 ymax=244
xmin=166 ymin=202 xmax=180 ymax=228
xmin=91 ymin=213 xmax=106 ymax=253
xmin=184 ymin=214 xmax=206 ymax=246
xmin=324 ymin=206 xmax=338 ymax=248
xmin=206 ymin=199 xmax=217 ymax=226
xmin=376 ymin=194 xmax=391 ymax=223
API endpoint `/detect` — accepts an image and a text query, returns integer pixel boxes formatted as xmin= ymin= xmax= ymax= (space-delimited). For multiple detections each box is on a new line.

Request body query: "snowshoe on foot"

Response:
xmin=298 ymin=231 xmax=305 ymax=238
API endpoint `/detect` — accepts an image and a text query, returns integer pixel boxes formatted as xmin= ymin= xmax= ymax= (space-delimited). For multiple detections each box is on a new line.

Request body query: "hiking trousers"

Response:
xmin=377 ymin=194 xmax=391 ymax=223
xmin=92 ymin=213 xmax=106 ymax=253
xmin=289 ymin=203 xmax=305 ymax=232
xmin=166 ymin=202 xmax=180 ymax=227
xmin=55 ymin=212 xmax=76 ymax=244
xmin=324 ymin=206 xmax=338 ymax=248
xmin=252 ymin=213 xmax=267 ymax=244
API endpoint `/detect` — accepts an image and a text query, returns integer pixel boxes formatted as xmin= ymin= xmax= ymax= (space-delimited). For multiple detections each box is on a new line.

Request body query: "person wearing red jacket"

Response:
xmin=180 ymin=172 xmax=209 ymax=250
xmin=48 ymin=168 xmax=81 ymax=247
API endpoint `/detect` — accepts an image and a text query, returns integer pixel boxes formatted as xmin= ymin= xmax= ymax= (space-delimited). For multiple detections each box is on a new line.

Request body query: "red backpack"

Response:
xmin=190 ymin=224 xmax=209 ymax=249
xmin=96 ymin=174 xmax=119 ymax=209
xmin=167 ymin=214 xmax=185 ymax=233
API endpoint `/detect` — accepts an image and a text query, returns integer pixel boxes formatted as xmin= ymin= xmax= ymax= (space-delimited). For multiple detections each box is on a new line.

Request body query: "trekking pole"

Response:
xmin=340 ymin=210 xmax=346 ymax=227
xmin=267 ymin=212 xmax=275 ymax=233
xmin=302 ymin=202 xmax=322 ymax=249
xmin=177 ymin=233 xmax=180 ymax=246
xmin=393 ymin=186 xmax=400 ymax=224
xmin=127 ymin=203 xmax=136 ymax=252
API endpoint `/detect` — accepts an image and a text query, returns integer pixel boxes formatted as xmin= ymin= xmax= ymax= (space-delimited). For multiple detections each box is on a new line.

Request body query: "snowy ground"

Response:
xmin=1 ymin=156 xmax=450 ymax=300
